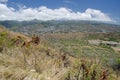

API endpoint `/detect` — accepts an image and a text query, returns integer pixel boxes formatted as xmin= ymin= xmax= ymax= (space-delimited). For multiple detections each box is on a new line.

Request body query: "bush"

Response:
xmin=112 ymin=58 xmax=120 ymax=71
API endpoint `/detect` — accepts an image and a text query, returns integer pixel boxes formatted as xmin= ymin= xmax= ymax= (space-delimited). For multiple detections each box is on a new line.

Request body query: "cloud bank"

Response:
xmin=0 ymin=3 xmax=112 ymax=21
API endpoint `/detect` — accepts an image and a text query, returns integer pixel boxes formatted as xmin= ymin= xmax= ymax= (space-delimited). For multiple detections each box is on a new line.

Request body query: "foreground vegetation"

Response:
xmin=0 ymin=26 xmax=120 ymax=80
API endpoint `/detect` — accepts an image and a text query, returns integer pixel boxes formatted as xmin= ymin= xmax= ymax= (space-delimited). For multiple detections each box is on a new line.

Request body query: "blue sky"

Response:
xmin=0 ymin=0 xmax=120 ymax=24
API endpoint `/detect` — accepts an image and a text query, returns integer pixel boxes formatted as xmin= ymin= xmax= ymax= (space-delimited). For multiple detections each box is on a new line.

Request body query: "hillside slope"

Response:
xmin=0 ymin=26 xmax=119 ymax=80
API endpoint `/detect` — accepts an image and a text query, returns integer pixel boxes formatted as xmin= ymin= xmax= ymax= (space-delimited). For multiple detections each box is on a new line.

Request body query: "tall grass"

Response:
xmin=0 ymin=28 xmax=119 ymax=80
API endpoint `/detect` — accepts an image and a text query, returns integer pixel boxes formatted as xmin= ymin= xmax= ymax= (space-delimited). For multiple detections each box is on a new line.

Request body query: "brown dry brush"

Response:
xmin=100 ymin=69 xmax=109 ymax=80
xmin=59 ymin=50 xmax=71 ymax=68
xmin=20 ymin=36 xmax=40 ymax=68
xmin=31 ymin=36 xmax=40 ymax=45
xmin=45 ymin=49 xmax=51 ymax=56
xmin=32 ymin=48 xmax=42 ymax=73
xmin=22 ymin=48 xmax=28 ymax=69
xmin=64 ymin=59 xmax=111 ymax=80
xmin=17 ymin=36 xmax=40 ymax=69
xmin=21 ymin=36 xmax=40 ymax=47
xmin=11 ymin=36 xmax=25 ymax=47
xmin=65 ymin=72 xmax=71 ymax=80
xmin=74 ymin=65 xmax=81 ymax=80
xmin=91 ymin=70 xmax=97 ymax=80
xmin=64 ymin=60 xmax=89 ymax=80
xmin=81 ymin=63 xmax=89 ymax=78
xmin=61 ymin=54 xmax=71 ymax=68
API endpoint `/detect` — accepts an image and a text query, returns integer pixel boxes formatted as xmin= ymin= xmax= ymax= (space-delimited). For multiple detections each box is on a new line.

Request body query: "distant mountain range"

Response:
xmin=0 ymin=20 xmax=120 ymax=34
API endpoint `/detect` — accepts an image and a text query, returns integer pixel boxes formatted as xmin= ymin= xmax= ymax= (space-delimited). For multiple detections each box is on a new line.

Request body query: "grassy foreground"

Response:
xmin=0 ymin=26 xmax=119 ymax=80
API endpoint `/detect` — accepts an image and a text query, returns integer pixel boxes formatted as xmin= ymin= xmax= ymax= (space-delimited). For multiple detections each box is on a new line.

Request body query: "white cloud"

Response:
xmin=0 ymin=3 xmax=112 ymax=21
xmin=0 ymin=0 xmax=8 ymax=3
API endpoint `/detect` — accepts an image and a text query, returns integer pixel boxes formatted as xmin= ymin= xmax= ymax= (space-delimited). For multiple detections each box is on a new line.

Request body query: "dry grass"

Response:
xmin=0 ymin=44 xmax=118 ymax=80
xmin=0 ymin=26 xmax=118 ymax=80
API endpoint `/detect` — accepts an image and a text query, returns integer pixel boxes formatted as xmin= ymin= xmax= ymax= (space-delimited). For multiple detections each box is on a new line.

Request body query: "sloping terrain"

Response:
xmin=0 ymin=26 xmax=119 ymax=80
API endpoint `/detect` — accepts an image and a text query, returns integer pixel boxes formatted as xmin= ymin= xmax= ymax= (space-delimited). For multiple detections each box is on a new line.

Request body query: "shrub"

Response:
xmin=112 ymin=58 xmax=120 ymax=71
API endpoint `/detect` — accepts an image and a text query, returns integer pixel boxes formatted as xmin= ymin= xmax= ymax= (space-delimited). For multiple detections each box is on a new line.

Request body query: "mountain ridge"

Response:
xmin=0 ymin=20 xmax=120 ymax=35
